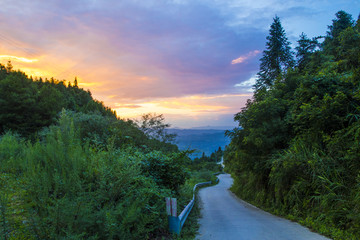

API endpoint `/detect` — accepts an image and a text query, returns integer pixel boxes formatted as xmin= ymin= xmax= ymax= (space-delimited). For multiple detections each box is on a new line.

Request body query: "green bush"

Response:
xmin=0 ymin=112 xmax=176 ymax=239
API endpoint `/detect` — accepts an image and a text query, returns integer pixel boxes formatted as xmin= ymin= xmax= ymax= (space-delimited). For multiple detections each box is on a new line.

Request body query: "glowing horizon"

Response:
xmin=1 ymin=1 xmax=359 ymax=128
xmin=0 ymin=55 xmax=38 ymax=63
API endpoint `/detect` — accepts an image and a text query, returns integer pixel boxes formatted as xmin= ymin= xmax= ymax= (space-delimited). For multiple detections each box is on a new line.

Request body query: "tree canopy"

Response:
xmin=225 ymin=11 xmax=360 ymax=239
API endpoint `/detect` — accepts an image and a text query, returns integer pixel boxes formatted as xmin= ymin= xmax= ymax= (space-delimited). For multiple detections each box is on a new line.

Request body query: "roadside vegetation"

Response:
xmin=0 ymin=63 xmax=221 ymax=239
xmin=225 ymin=11 xmax=360 ymax=240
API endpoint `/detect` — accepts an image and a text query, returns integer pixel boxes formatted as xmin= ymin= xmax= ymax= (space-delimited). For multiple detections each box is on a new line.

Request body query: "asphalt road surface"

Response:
xmin=196 ymin=174 xmax=330 ymax=240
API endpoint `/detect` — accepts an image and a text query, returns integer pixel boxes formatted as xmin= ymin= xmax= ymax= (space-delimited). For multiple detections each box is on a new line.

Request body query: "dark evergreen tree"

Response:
xmin=256 ymin=16 xmax=294 ymax=91
xmin=73 ymin=77 xmax=78 ymax=88
xmin=337 ymin=23 xmax=360 ymax=70
xmin=6 ymin=61 xmax=13 ymax=72
xmin=295 ymin=33 xmax=319 ymax=71
xmin=0 ymin=64 xmax=7 ymax=81
xmin=323 ymin=10 xmax=354 ymax=56
xmin=356 ymin=14 xmax=360 ymax=31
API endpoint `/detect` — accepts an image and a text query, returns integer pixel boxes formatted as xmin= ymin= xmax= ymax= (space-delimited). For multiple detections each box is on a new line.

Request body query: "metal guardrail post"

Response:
xmin=166 ymin=197 xmax=180 ymax=234
xmin=167 ymin=177 xmax=220 ymax=235
xmin=168 ymin=216 xmax=180 ymax=234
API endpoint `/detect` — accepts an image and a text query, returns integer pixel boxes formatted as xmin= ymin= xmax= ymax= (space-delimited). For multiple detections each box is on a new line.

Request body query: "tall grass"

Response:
xmin=0 ymin=193 xmax=8 ymax=240
xmin=267 ymin=140 xmax=358 ymax=239
xmin=0 ymin=112 xmax=173 ymax=239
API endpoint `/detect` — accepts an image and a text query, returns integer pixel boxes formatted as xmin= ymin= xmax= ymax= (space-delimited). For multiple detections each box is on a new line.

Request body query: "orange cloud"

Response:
xmin=115 ymin=103 xmax=142 ymax=109
xmin=0 ymin=55 xmax=38 ymax=63
xmin=113 ymin=93 xmax=252 ymax=120
xmin=0 ymin=11 xmax=255 ymax=129
xmin=231 ymin=50 xmax=261 ymax=64
xmin=78 ymin=82 xmax=102 ymax=87
xmin=16 ymin=67 xmax=52 ymax=78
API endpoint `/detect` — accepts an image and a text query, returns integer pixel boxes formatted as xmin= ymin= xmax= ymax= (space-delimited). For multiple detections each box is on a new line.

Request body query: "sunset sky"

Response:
xmin=0 ymin=0 xmax=359 ymax=128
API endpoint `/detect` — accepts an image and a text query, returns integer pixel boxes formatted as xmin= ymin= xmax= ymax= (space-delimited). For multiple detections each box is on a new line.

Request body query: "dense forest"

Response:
xmin=224 ymin=11 xmax=360 ymax=239
xmin=190 ymin=147 xmax=223 ymax=172
xmin=0 ymin=63 xmax=221 ymax=239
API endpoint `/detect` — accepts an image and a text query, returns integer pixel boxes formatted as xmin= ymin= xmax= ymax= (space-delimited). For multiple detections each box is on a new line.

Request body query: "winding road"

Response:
xmin=196 ymin=174 xmax=330 ymax=240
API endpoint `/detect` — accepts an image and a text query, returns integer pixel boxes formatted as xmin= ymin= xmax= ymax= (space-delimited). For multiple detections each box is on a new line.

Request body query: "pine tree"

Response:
xmin=323 ymin=11 xmax=354 ymax=56
xmin=295 ymin=33 xmax=319 ymax=71
xmin=255 ymin=16 xmax=294 ymax=91
xmin=6 ymin=61 xmax=13 ymax=72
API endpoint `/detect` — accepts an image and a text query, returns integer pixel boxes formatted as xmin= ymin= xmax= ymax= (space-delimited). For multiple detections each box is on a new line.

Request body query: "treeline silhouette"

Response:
xmin=0 ymin=62 xmax=177 ymax=152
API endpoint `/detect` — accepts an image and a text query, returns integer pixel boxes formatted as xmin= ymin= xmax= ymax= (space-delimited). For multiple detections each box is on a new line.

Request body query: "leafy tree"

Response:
xmin=0 ymin=71 xmax=39 ymax=135
xmin=337 ymin=24 xmax=360 ymax=70
xmin=139 ymin=151 xmax=190 ymax=192
xmin=256 ymin=16 xmax=294 ymax=91
xmin=137 ymin=113 xmax=176 ymax=143
xmin=36 ymin=84 xmax=64 ymax=126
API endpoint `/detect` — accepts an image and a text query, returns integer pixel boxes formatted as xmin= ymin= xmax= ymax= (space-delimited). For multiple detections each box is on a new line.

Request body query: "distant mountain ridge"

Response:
xmin=188 ymin=125 xmax=235 ymax=130
xmin=168 ymin=128 xmax=231 ymax=158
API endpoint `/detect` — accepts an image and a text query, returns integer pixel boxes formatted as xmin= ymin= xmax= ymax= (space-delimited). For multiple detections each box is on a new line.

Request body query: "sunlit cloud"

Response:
xmin=231 ymin=50 xmax=261 ymax=64
xmin=234 ymin=75 xmax=257 ymax=92
xmin=0 ymin=55 xmax=38 ymax=63
xmin=0 ymin=0 xmax=358 ymax=127
xmin=16 ymin=67 xmax=52 ymax=78
xmin=113 ymin=93 xmax=252 ymax=127
xmin=78 ymin=82 xmax=102 ymax=87
xmin=187 ymin=93 xmax=252 ymax=100
xmin=115 ymin=103 xmax=142 ymax=109
xmin=113 ymin=92 xmax=251 ymax=128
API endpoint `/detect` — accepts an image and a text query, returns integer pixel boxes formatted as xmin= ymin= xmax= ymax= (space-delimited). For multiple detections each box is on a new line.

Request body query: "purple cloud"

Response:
xmin=0 ymin=0 xmax=359 ymax=127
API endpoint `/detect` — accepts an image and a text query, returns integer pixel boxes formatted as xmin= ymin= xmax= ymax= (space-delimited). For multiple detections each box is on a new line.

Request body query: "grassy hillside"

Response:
xmin=0 ymin=63 xmax=219 ymax=239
